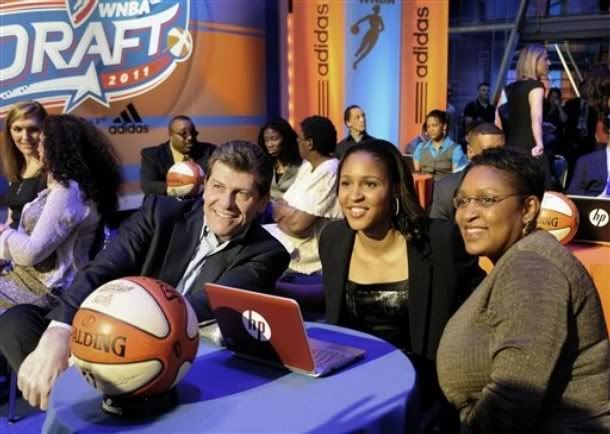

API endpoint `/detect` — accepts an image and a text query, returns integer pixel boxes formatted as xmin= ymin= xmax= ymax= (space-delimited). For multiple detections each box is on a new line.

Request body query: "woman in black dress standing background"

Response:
xmin=496 ymin=44 xmax=553 ymax=188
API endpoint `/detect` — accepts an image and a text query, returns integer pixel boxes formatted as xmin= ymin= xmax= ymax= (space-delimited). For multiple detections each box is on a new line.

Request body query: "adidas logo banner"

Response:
xmin=109 ymin=103 xmax=148 ymax=134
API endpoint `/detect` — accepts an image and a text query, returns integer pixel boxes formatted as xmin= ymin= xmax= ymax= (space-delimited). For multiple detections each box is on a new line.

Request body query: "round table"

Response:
xmin=412 ymin=173 xmax=433 ymax=210
xmin=43 ymin=323 xmax=417 ymax=433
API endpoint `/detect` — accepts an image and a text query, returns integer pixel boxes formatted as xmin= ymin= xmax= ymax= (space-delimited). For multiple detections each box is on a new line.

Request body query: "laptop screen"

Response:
xmin=568 ymin=195 xmax=610 ymax=245
xmin=205 ymin=284 xmax=316 ymax=372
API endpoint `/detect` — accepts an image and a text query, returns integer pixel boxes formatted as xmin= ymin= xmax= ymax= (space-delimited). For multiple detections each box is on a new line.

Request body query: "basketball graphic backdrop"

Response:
xmin=167 ymin=27 xmax=193 ymax=61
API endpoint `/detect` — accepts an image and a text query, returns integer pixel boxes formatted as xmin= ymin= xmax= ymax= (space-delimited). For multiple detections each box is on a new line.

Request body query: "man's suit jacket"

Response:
xmin=429 ymin=170 xmax=466 ymax=220
xmin=335 ymin=131 xmax=374 ymax=160
xmin=319 ymin=219 xmax=484 ymax=360
xmin=140 ymin=141 xmax=215 ymax=195
xmin=47 ymin=195 xmax=290 ymax=324
xmin=567 ymin=148 xmax=608 ymax=196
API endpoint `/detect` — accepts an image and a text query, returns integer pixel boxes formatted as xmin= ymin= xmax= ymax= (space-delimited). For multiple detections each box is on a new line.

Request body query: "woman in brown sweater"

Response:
xmin=437 ymin=148 xmax=610 ymax=433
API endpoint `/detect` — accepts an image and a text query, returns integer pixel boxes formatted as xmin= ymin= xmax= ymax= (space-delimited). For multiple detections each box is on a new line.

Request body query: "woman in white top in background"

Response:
xmin=272 ymin=115 xmax=343 ymax=282
xmin=0 ymin=114 xmax=122 ymax=313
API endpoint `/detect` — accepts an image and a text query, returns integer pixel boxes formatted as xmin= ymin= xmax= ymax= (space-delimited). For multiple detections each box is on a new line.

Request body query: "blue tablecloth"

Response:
xmin=44 ymin=323 xmax=417 ymax=433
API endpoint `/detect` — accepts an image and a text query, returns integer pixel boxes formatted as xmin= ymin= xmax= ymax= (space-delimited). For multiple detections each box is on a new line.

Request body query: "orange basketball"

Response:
xmin=71 ymin=277 xmax=199 ymax=398
xmin=536 ymin=191 xmax=579 ymax=245
xmin=166 ymin=161 xmax=204 ymax=197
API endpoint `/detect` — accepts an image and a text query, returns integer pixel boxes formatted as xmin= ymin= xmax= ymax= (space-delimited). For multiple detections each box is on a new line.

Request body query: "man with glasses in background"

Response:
xmin=140 ymin=115 xmax=216 ymax=195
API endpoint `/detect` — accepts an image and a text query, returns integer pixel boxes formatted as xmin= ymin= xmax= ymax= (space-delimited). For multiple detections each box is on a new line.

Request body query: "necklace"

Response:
xmin=16 ymin=165 xmax=42 ymax=196
xmin=15 ymin=179 xmax=28 ymax=196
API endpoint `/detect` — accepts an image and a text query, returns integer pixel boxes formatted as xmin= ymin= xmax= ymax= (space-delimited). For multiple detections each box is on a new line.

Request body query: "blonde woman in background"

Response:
xmin=495 ymin=44 xmax=553 ymax=188
xmin=1 ymin=101 xmax=48 ymax=230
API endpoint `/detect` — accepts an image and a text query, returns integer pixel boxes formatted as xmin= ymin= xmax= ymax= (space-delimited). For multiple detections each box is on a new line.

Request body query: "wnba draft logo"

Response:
xmin=0 ymin=0 xmax=192 ymax=114
xmin=241 ymin=310 xmax=271 ymax=342
xmin=68 ymin=0 xmax=99 ymax=27
xmin=589 ymin=208 xmax=609 ymax=227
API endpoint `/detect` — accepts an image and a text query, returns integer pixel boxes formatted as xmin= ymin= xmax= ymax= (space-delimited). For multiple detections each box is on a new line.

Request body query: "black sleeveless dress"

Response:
xmin=505 ymin=79 xmax=553 ymax=188
xmin=6 ymin=174 xmax=46 ymax=229
xmin=344 ymin=279 xmax=410 ymax=351
xmin=505 ymin=79 xmax=544 ymax=153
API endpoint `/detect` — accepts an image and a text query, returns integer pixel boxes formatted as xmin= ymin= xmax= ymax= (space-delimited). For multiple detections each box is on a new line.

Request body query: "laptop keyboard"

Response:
xmin=311 ymin=347 xmax=353 ymax=371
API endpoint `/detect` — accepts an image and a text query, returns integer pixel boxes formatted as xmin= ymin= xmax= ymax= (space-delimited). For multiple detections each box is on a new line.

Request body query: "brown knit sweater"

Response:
xmin=437 ymin=230 xmax=610 ymax=433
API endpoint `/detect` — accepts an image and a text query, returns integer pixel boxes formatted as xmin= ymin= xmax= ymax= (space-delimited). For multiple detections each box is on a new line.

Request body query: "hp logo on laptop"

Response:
xmin=242 ymin=310 xmax=271 ymax=342
xmin=589 ymin=209 xmax=609 ymax=227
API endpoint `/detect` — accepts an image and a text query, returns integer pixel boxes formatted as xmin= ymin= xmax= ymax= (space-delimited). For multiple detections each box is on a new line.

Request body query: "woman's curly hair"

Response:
xmin=42 ymin=114 xmax=122 ymax=219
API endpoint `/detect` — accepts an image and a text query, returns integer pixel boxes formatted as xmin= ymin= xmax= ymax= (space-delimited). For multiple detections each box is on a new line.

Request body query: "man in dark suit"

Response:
xmin=335 ymin=105 xmax=373 ymax=159
xmin=140 ymin=115 xmax=215 ymax=195
xmin=430 ymin=123 xmax=505 ymax=220
xmin=567 ymin=145 xmax=609 ymax=196
xmin=0 ymin=141 xmax=290 ymax=410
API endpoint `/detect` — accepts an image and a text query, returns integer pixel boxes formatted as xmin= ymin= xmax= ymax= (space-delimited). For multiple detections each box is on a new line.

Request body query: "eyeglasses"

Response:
xmin=453 ymin=193 xmax=523 ymax=209
xmin=171 ymin=129 xmax=198 ymax=139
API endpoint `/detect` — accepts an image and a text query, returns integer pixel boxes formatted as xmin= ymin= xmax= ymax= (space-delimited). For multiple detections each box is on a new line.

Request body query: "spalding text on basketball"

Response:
xmin=538 ymin=216 xmax=559 ymax=227
xmin=72 ymin=328 xmax=128 ymax=357
xmin=0 ymin=0 xmax=191 ymax=114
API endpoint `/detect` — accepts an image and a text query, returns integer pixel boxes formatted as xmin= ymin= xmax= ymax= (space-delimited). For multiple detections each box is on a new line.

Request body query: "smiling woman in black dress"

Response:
xmin=319 ymin=140 xmax=483 ymax=432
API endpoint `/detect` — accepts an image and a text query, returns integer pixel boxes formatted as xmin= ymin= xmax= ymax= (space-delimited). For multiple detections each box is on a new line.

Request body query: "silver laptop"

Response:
xmin=568 ymin=195 xmax=610 ymax=245
xmin=204 ymin=283 xmax=366 ymax=377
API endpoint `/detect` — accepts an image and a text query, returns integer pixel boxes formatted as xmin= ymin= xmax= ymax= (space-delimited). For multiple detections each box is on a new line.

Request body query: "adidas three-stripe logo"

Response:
xmin=114 ymin=103 xmax=142 ymax=124
xmin=108 ymin=103 xmax=149 ymax=135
